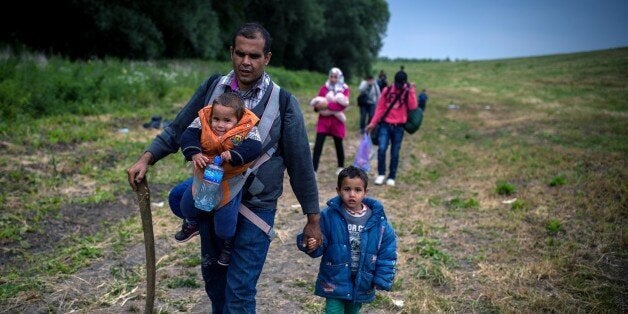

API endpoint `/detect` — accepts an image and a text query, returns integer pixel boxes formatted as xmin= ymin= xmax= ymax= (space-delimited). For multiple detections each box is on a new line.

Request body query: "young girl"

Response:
xmin=176 ymin=92 xmax=262 ymax=266
xmin=311 ymin=67 xmax=350 ymax=175
xmin=297 ymin=166 xmax=397 ymax=313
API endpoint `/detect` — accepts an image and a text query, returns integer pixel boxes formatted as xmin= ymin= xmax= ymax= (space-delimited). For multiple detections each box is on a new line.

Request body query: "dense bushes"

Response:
xmin=0 ymin=0 xmax=388 ymax=81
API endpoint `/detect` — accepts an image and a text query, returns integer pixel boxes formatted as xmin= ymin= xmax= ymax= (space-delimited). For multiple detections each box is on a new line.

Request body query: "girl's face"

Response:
xmin=329 ymin=73 xmax=338 ymax=84
xmin=336 ymin=176 xmax=367 ymax=212
xmin=211 ymin=104 xmax=238 ymax=136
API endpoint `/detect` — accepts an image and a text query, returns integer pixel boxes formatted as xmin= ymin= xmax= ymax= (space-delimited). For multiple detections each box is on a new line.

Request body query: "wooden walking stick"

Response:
xmin=135 ymin=178 xmax=155 ymax=313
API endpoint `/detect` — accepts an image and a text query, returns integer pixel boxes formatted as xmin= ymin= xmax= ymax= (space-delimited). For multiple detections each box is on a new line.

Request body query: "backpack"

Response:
xmin=357 ymin=92 xmax=369 ymax=107
xmin=357 ymin=84 xmax=372 ymax=107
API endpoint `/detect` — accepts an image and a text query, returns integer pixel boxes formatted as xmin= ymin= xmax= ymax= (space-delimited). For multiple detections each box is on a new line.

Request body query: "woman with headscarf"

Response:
xmin=365 ymin=70 xmax=417 ymax=187
xmin=311 ymin=67 xmax=351 ymax=175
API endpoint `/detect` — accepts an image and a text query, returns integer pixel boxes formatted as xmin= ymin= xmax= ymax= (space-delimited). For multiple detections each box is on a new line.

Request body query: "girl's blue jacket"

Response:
xmin=296 ymin=196 xmax=397 ymax=303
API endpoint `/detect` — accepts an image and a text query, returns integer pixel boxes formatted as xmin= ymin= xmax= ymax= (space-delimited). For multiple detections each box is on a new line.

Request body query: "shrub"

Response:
xmin=496 ymin=181 xmax=516 ymax=195
xmin=549 ymin=174 xmax=566 ymax=187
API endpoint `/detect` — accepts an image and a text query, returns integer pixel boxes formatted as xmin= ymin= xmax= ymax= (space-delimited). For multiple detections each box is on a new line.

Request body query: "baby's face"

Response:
xmin=211 ymin=104 xmax=238 ymax=136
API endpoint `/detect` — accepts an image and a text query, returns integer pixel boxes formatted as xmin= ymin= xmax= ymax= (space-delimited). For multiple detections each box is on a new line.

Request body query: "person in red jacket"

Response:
xmin=365 ymin=71 xmax=417 ymax=187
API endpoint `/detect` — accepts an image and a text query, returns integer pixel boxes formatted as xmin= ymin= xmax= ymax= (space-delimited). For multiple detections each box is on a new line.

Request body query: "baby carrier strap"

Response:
xmin=229 ymin=82 xmax=286 ymax=241
xmin=199 ymin=74 xmax=289 ymax=240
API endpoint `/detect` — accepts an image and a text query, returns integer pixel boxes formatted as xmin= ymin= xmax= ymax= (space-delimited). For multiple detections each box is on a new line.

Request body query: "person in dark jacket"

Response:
xmin=418 ymin=88 xmax=428 ymax=112
xmin=376 ymin=70 xmax=388 ymax=91
xmin=357 ymin=75 xmax=381 ymax=134
xmin=127 ymin=22 xmax=322 ymax=313
xmin=297 ymin=166 xmax=397 ymax=312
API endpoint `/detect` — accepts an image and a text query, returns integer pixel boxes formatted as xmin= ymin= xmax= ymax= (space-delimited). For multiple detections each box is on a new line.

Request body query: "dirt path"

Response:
xmin=7 ymin=132 xmax=402 ymax=313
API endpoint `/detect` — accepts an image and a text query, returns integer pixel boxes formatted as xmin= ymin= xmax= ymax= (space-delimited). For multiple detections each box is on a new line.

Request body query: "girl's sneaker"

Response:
xmin=217 ymin=240 xmax=233 ymax=266
xmin=175 ymin=220 xmax=199 ymax=242
xmin=374 ymin=175 xmax=385 ymax=185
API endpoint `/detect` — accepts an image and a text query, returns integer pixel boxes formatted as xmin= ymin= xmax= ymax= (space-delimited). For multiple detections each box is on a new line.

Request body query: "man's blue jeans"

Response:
xmin=376 ymin=123 xmax=405 ymax=180
xmin=169 ymin=178 xmax=275 ymax=313
xmin=359 ymin=103 xmax=375 ymax=133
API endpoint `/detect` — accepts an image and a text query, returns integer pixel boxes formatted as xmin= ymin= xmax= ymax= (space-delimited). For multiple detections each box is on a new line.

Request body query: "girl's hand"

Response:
xmin=192 ymin=153 xmax=209 ymax=169
xmin=220 ymin=151 xmax=232 ymax=162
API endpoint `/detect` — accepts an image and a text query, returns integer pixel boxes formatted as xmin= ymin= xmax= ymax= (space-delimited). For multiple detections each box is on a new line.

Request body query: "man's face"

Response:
xmin=231 ymin=34 xmax=271 ymax=91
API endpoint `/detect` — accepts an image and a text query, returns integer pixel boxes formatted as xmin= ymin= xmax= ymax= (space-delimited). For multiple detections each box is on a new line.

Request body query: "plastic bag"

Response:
xmin=353 ymin=134 xmax=372 ymax=171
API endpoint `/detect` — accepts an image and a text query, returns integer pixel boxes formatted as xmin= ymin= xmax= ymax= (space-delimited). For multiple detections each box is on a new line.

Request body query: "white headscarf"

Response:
xmin=325 ymin=67 xmax=347 ymax=94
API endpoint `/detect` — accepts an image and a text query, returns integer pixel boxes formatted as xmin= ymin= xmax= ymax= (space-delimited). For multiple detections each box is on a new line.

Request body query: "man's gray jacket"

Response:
xmin=146 ymin=73 xmax=319 ymax=215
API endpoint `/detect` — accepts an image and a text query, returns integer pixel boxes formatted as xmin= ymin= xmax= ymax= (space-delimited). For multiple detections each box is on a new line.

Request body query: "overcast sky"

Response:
xmin=380 ymin=0 xmax=628 ymax=60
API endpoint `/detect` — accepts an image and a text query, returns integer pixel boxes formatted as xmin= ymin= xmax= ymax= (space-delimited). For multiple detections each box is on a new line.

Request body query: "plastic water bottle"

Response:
xmin=194 ymin=156 xmax=224 ymax=212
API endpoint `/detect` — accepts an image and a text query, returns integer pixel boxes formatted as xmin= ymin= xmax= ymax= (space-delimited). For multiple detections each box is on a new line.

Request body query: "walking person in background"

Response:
xmin=127 ymin=22 xmax=322 ymax=312
xmin=377 ymin=70 xmax=388 ymax=91
xmin=312 ymin=67 xmax=350 ymax=175
xmin=418 ymin=88 xmax=429 ymax=111
xmin=365 ymin=70 xmax=417 ymax=187
xmin=357 ymin=75 xmax=381 ymax=134
xmin=297 ymin=166 xmax=397 ymax=313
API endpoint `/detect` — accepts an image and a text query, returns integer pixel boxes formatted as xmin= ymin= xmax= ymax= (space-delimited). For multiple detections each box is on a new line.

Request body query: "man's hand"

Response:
xmin=302 ymin=213 xmax=322 ymax=253
xmin=127 ymin=152 xmax=153 ymax=191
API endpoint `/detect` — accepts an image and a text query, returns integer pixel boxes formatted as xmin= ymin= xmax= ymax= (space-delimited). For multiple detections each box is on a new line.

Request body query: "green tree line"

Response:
xmin=0 ymin=0 xmax=389 ymax=80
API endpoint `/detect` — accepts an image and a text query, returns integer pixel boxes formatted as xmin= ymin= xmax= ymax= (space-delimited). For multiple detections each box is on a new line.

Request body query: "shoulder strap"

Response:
xmin=278 ymin=88 xmax=290 ymax=136
xmin=202 ymin=73 xmax=222 ymax=105
xmin=257 ymin=83 xmax=281 ymax=147
xmin=239 ymin=204 xmax=274 ymax=240
xmin=239 ymin=82 xmax=281 ymax=177
xmin=380 ymin=87 xmax=405 ymax=122
xmin=235 ymin=85 xmax=290 ymax=242
xmin=221 ymin=82 xmax=279 ymax=187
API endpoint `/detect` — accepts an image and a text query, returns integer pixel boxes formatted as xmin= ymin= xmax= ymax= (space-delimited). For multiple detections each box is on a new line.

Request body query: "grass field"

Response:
xmin=0 ymin=48 xmax=626 ymax=312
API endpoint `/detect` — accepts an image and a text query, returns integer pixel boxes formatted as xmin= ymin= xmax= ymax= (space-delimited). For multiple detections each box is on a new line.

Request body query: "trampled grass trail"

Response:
xmin=0 ymin=48 xmax=626 ymax=312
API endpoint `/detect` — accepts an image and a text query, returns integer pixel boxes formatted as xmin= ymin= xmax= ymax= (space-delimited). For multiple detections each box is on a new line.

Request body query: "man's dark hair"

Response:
xmin=337 ymin=166 xmax=369 ymax=189
xmin=232 ymin=22 xmax=272 ymax=54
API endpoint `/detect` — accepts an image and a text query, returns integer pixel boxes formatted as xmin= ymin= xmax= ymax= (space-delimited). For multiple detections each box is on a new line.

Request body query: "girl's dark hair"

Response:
xmin=232 ymin=22 xmax=272 ymax=54
xmin=212 ymin=92 xmax=245 ymax=121
xmin=337 ymin=166 xmax=369 ymax=189
xmin=394 ymin=71 xmax=407 ymax=89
